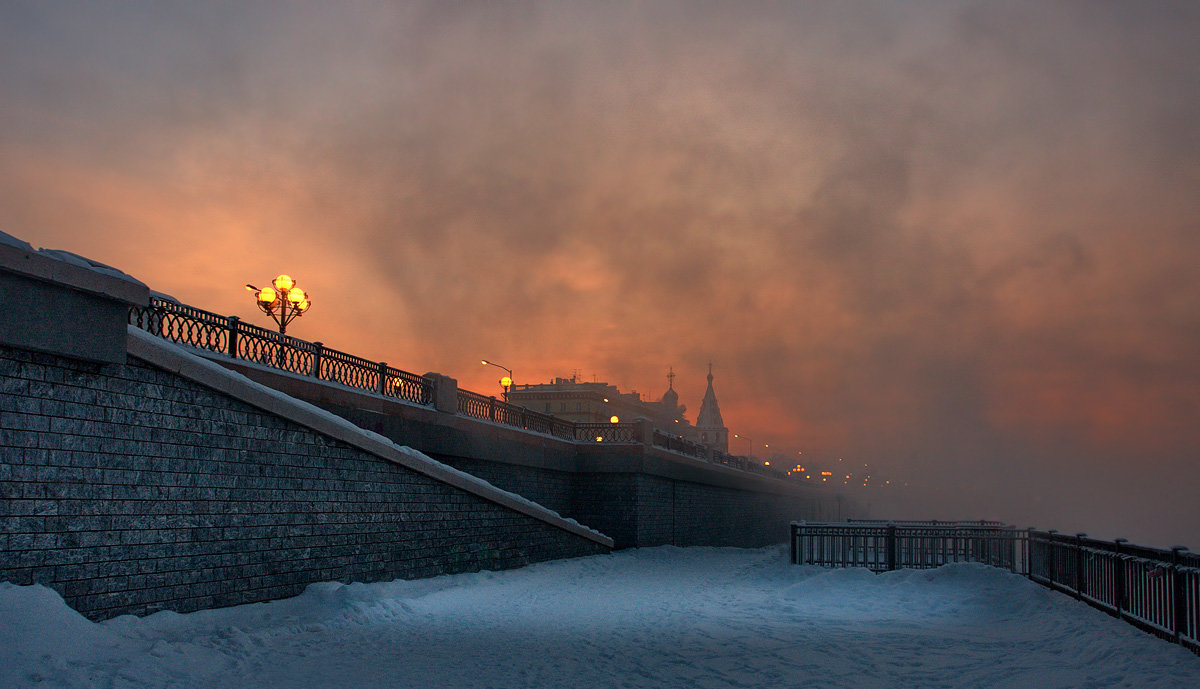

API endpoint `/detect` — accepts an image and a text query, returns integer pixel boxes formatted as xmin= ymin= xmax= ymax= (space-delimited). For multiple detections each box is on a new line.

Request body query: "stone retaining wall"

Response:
xmin=0 ymin=344 xmax=609 ymax=620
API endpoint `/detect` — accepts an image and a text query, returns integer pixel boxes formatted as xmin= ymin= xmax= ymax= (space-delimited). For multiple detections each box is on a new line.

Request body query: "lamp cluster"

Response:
xmin=245 ymin=274 xmax=311 ymax=334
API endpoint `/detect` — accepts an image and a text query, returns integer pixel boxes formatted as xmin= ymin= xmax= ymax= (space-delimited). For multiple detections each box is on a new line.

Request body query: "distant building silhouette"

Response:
xmin=507 ymin=366 xmax=728 ymax=449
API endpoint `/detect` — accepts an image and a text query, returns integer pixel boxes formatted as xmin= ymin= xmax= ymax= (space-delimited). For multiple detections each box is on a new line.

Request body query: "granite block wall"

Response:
xmin=0 ymin=345 xmax=608 ymax=620
xmin=571 ymin=473 xmax=642 ymax=549
xmin=432 ymin=456 xmax=575 ymax=518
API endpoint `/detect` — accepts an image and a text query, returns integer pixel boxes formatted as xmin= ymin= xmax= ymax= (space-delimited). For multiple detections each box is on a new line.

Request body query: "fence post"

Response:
xmin=1075 ymin=533 xmax=1086 ymax=600
xmin=378 ymin=362 xmax=388 ymax=395
xmin=886 ymin=523 xmax=897 ymax=571
xmin=1172 ymin=546 xmax=1188 ymax=643
xmin=1113 ymin=538 xmax=1127 ymax=618
xmin=311 ymin=341 xmax=323 ymax=378
xmin=489 ymin=396 xmax=497 ymax=422
xmin=791 ymin=522 xmax=801 ymax=565
xmin=1024 ymin=528 xmax=1033 ymax=578
xmin=226 ymin=316 xmax=239 ymax=357
xmin=1047 ymin=530 xmax=1058 ymax=588
xmin=423 ymin=373 xmax=458 ymax=414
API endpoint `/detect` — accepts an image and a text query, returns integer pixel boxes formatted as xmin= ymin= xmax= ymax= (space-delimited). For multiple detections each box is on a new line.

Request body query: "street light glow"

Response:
xmin=247 ymin=275 xmax=310 ymax=334
xmin=482 ymin=360 xmax=514 ymax=400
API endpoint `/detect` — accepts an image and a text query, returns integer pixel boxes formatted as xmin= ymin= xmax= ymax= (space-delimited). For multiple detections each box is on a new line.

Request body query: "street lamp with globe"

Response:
xmin=481 ymin=359 xmax=513 ymax=401
xmin=245 ymin=274 xmax=311 ymax=334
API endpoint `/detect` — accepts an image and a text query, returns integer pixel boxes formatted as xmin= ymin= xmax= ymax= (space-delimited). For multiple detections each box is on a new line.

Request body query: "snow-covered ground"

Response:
xmin=3 ymin=546 xmax=1198 ymax=689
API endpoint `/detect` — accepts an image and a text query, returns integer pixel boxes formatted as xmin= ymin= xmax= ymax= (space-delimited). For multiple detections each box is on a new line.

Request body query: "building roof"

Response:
xmin=695 ymin=364 xmax=725 ymax=431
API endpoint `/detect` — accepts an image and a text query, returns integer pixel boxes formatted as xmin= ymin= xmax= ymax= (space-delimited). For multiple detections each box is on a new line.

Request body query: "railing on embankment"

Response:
xmin=129 ymin=297 xmax=783 ymax=476
xmin=790 ymin=521 xmax=1200 ymax=655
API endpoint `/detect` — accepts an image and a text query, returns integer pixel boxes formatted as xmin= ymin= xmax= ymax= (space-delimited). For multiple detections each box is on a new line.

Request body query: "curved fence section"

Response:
xmin=791 ymin=521 xmax=1199 ymax=655
xmin=1029 ymin=531 xmax=1199 ymax=653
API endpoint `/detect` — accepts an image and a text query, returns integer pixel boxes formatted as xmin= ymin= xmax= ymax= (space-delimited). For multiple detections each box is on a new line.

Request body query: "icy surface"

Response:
xmin=3 ymin=547 xmax=1198 ymax=688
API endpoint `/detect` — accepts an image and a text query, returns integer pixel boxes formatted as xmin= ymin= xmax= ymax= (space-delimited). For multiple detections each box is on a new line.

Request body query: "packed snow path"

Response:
xmin=4 ymin=546 xmax=1199 ymax=688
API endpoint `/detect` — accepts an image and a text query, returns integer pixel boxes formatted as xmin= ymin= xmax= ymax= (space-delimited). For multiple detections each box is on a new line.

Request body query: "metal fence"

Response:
xmin=791 ymin=521 xmax=1021 ymax=573
xmin=653 ymin=430 xmax=708 ymax=459
xmin=791 ymin=521 xmax=1199 ymax=655
xmin=456 ymin=389 xmax=582 ymax=440
xmin=1029 ymin=530 xmax=1199 ymax=652
xmin=131 ymin=297 xmax=433 ymax=406
xmin=576 ymin=422 xmax=639 ymax=444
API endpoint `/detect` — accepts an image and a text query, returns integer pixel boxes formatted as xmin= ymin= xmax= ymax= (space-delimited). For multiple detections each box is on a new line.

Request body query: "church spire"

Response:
xmin=696 ymin=363 xmax=728 ymax=452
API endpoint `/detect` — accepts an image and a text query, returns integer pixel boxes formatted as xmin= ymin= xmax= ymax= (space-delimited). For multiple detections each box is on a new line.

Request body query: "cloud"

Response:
xmin=2 ymin=0 xmax=1198 ymax=546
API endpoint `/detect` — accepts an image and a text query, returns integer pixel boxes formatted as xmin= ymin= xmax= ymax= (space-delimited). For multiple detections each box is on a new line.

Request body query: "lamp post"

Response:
xmin=481 ymin=359 xmax=513 ymax=401
xmin=245 ymin=275 xmax=311 ymax=335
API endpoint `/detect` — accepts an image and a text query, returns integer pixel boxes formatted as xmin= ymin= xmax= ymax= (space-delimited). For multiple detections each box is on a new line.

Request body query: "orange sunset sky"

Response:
xmin=2 ymin=1 xmax=1197 ymax=547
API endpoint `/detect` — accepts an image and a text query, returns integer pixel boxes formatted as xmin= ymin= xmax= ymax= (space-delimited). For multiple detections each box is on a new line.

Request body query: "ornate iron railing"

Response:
xmin=457 ymin=390 xmax=579 ymax=440
xmin=791 ymin=522 xmax=1199 ymax=655
xmin=653 ymin=430 xmax=707 ymax=458
xmin=130 ymin=297 xmax=433 ymax=407
xmin=129 ymin=297 xmax=793 ymax=480
xmin=576 ymin=422 xmax=638 ymax=444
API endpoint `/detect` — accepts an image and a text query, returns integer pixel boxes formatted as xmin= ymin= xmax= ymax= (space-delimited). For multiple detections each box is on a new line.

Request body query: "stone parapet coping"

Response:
xmin=0 ymin=240 xmax=149 ymax=306
xmin=126 ymin=327 xmax=614 ymax=548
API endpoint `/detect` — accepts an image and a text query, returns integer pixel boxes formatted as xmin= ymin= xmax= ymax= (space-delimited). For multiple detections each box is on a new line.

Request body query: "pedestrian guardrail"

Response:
xmin=791 ymin=521 xmax=1199 ymax=655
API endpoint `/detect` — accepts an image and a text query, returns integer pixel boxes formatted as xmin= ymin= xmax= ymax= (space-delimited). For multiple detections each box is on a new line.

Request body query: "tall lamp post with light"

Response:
xmin=245 ymin=274 xmax=311 ymax=335
xmin=481 ymin=359 xmax=513 ymax=401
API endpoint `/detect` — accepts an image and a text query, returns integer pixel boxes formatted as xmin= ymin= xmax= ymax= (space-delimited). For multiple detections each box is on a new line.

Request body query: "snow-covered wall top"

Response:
xmin=0 ymin=230 xmax=148 ymax=305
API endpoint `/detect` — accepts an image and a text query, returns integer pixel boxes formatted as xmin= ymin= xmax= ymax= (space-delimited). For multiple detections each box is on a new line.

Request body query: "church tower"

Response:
xmin=695 ymin=363 xmax=728 ymax=452
xmin=653 ymin=366 xmax=688 ymax=428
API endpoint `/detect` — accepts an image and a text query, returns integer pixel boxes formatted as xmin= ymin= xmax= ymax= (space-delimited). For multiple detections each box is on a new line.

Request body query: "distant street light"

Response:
xmin=245 ymin=274 xmax=310 ymax=334
xmin=481 ymin=359 xmax=513 ymax=401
